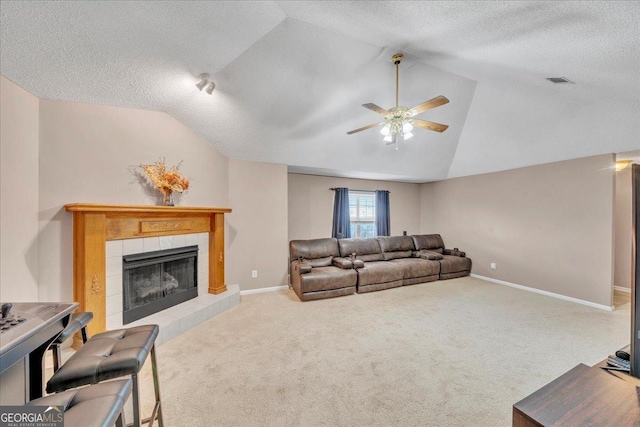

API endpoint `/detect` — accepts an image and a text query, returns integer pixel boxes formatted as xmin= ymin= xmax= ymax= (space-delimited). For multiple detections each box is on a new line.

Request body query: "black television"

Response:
xmin=631 ymin=163 xmax=639 ymax=378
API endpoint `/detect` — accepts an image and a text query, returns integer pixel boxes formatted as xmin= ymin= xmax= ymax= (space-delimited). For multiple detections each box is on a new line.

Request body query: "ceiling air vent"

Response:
xmin=546 ymin=77 xmax=574 ymax=84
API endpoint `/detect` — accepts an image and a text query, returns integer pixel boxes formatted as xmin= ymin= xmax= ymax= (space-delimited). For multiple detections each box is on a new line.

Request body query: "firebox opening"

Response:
xmin=122 ymin=245 xmax=198 ymax=324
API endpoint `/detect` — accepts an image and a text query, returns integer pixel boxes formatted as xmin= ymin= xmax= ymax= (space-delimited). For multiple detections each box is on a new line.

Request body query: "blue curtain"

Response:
xmin=375 ymin=190 xmax=390 ymax=236
xmin=332 ymin=188 xmax=351 ymax=238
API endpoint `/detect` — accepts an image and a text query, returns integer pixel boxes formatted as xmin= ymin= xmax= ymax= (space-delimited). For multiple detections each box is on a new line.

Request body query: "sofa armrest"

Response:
xmin=352 ymin=259 xmax=365 ymax=269
xmin=443 ymin=248 xmax=466 ymax=257
xmin=292 ymin=260 xmax=313 ymax=274
xmin=419 ymin=250 xmax=444 ymax=260
xmin=333 ymin=257 xmax=353 ymax=269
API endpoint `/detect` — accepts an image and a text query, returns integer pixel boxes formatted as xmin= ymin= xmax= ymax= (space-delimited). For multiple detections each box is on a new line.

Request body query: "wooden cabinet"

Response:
xmin=513 ymin=363 xmax=640 ymax=426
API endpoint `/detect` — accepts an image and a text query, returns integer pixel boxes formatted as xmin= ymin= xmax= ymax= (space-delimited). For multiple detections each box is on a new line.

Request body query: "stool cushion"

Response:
xmin=47 ymin=324 xmax=159 ymax=393
xmin=28 ymin=379 xmax=131 ymax=427
xmin=53 ymin=312 xmax=94 ymax=344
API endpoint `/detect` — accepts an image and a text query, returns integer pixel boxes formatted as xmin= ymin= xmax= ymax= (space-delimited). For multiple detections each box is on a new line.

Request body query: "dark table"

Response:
xmin=0 ymin=302 xmax=78 ymax=400
xmin=513 ymin=359 xmax=640 ymax=426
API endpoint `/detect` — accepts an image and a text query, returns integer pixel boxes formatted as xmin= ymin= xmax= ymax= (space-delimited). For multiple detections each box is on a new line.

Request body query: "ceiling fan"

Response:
xmin=347 ymin=53 xmax=449 ymax=146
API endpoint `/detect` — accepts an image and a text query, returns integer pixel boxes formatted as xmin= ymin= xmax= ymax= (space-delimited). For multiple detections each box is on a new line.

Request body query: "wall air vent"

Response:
xmin=546 ymin=77 xmax=575 ymax=84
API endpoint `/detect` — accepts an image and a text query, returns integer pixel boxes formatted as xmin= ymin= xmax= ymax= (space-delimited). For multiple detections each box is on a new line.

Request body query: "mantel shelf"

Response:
xmin=65 ymin=203 xmax=232 ymax=214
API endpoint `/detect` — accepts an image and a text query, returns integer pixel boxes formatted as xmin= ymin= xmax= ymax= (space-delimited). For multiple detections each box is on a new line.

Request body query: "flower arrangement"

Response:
xmin=139 ymin=157 xmax=190 ymax=205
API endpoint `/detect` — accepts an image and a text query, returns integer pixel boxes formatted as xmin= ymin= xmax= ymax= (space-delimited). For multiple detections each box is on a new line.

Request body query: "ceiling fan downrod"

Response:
xmin=392 ymin=53 xmax=403 ymax=109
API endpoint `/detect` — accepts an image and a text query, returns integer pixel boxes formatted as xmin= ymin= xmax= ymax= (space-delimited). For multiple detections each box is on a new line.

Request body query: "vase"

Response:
xmin=164 ymin=191 xmax=174 ymax=206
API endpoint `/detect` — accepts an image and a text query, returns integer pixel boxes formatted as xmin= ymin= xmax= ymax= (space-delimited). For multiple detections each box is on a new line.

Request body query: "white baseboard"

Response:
xmin=614 ymin=286 xmax=631 ymax=294
xmin=470 ymin=274 xmax=614 ymax=312
xmin=240 ymin=285 xmax=289 ymax=296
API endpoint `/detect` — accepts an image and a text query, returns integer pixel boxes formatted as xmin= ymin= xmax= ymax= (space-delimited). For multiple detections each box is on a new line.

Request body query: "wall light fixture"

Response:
xmin=195 ymin=73 xmax=209 ymax=91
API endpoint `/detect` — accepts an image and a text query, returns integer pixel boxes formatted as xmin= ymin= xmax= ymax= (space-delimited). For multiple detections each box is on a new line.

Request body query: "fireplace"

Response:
xmin=123 ymin=246 xmax=198 ymax=324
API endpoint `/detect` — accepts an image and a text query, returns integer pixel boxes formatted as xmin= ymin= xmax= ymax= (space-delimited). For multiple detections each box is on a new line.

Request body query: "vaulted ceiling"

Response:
xmin=1 ymin=1 xmax=638 ymax=182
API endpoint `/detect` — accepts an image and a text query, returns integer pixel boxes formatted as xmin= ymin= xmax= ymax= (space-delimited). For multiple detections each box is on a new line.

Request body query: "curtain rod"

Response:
xmin=329 ymin=188 xmax=389 ymax=193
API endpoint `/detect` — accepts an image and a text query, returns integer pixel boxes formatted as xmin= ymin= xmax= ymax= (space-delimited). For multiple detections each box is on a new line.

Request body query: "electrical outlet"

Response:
xmin=251 ymin=270 xmax=258 ymax=278
xmin=490 ymin=263 xmax=497 ymax=270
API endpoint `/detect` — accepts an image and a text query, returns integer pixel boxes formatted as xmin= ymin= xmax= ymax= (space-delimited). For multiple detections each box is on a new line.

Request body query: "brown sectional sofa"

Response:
xmin=289 ymin=234 xmax=471 ymax=301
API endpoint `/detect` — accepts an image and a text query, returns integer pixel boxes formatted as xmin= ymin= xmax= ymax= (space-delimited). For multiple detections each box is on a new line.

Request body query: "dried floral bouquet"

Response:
xmin=139 ymin=157 xmax=190 ymax=205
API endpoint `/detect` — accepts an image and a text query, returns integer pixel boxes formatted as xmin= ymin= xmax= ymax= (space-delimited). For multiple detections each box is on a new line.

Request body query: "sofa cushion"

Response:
xmin=377 ymin=236 xmax=415 ymax=252
xmin=356 ymin=261 xmax=404 ymax=286
xmin=338 ymin=238 xmax=384 ymax=262
xmin=411 ymin=234 xmax=445 ymax=252
xmin=439 ymin=255 xmax=472 ymax=275
xmin=300 ymin=266 xmax=357 ymax=293
xmin=290 ymin=238 xmax=339 ymax=261
xmin=378 ymin=236 xmax=415 ymax=260
xmin=383 ymin=251 xmax=413 ymax=260
xmin=389 ymin=258 xmax=440 ymax=279
xmin=308 ymin=256 xmax=332 ymax=267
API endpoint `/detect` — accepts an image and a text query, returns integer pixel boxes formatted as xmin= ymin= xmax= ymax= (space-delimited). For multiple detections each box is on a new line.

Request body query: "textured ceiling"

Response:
xmin=1 ymin=1 xmax=639 ymax=182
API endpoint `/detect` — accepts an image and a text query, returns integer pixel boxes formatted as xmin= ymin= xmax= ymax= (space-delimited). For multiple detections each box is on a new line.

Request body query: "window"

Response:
xmin=349 ymin=191 xmax=376 ymax=238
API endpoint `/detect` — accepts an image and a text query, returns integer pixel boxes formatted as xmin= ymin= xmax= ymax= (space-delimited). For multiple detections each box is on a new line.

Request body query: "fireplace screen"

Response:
xmin=122 ymin=246 xmax=198 ymax=324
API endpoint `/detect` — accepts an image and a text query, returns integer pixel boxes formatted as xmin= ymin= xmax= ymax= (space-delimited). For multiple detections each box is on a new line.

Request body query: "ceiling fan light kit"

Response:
xmin=347 ymin=53 xmax=450 ymax=149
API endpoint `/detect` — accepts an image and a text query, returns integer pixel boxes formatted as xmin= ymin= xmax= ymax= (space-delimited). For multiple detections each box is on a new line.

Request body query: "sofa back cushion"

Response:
xmin=377 ymin=236 xmax=414 ymax=260
xmin=411 ymin=234 xmax=445 ymax=253
xmin=290 ymin=238 xmax=339 ymax=267
xmin=338 ymin=238 xmax=383 ymax=262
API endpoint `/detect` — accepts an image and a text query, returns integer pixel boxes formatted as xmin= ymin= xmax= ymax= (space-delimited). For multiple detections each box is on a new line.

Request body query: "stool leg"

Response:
xmin=132 ymin=373 xmax=141 ymax=427
xmin=52 ymin=345 xmax=61 ymax=372
xmin=81 ymin=326 xmax=89 ymax=343
xmin=150 ymin=344 xmax=164 ymax=427
xmin=116 ymin=411 xmax=126 ymax=427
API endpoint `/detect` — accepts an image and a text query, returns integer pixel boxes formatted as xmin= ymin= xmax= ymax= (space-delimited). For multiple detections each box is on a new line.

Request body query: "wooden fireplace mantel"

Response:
xmin=65 ymin=203 xmax=232 ymax=344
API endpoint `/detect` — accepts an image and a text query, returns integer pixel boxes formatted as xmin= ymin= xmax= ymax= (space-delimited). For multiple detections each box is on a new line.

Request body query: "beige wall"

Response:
xmin=0 ymin=76 xmax=40 ymax=301
xmin=227 ymin=160 xmax=288 ymax=290
xmin=614 ymin=164 xmax=633 ymax=289
xmin=288 ymin=174 xmax=421 ymax=241
xmin=38 ymin=99 xmax=229 ymax=301
xmin=0 ymin=76 xmax=624 ymax=305
xmin=421 ymin=154 xmax=615 ymax=307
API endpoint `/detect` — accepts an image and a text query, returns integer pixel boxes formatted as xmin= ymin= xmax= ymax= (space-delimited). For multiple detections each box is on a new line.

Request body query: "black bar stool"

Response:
xmin=50 ymin=311 xmax=93 ymax=371
xmin=46 ymin=324 xmax=163 ymax=427
xmin=27 ymin=379 xmax=131 ymax=427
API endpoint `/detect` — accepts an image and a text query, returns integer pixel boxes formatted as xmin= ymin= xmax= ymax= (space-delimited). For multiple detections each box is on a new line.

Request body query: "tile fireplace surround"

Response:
xmin=65 ymin=203 xmax=233 ymax=347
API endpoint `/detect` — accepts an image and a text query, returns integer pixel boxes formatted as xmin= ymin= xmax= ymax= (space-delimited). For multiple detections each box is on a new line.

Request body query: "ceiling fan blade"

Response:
xmin=411 ymin=119 xmax=449 ymax=133
xmin=346 ymin=122 xmax=384 ymax=135
xmin=408 ymin=96 xmax=449 ymax=116
xmin=362 ymin=103 xmax=391 ymax=116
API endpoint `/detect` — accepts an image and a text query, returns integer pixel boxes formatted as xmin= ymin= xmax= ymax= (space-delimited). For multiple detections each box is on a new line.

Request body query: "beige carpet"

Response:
xmin=132 ymin=277 xmax=630 ymax=426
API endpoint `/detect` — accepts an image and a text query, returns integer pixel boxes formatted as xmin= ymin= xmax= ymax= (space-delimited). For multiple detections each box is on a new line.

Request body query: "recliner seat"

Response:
xmin=290 ymin=238 xmax=357 ymax=301
xmin=377 ymin=236 xmax=440 ymax=286
xmin=412 ymin=234 xmax=472 ymax=279
xmin=338 ymin=238 xmax=404 ymax=293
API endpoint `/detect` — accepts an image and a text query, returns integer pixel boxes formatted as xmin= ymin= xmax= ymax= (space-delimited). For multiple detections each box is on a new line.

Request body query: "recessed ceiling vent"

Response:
xmin=546 ymin=77 xmax=575 ymax=84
